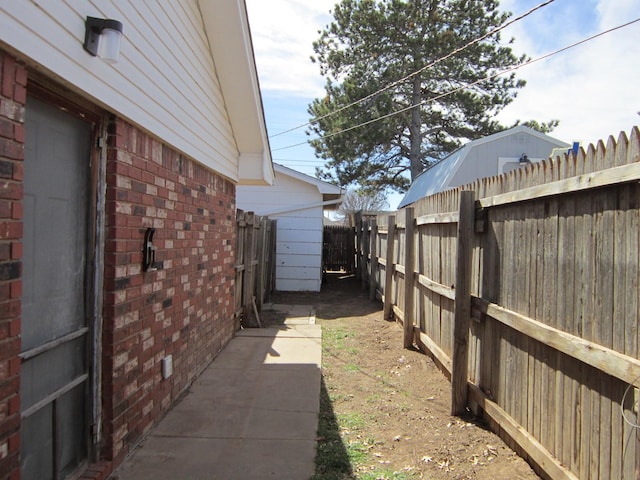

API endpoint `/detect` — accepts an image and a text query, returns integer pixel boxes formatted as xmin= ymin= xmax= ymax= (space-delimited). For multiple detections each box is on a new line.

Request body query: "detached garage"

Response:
xmin=237 ymin=164 xmax=343 ymax=292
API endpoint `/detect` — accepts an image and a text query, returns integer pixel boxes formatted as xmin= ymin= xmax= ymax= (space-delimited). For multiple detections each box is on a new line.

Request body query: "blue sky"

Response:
xmin=245 ymin=0 xmax=640 ymax=209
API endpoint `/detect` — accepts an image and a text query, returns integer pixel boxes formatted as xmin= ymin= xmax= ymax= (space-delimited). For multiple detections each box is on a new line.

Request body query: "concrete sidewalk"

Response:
xmin=112 ymin=305 xmax=321 ymax=480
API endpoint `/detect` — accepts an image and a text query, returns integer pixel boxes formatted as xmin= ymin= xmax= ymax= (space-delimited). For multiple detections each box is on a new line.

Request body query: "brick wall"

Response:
xmin=0 ymin=50 xmax=25 ymax=480
xmin=0 ymin=48 xmax=238 ymax=479
xmin=102 ymin=117 xmax=237 ymax=463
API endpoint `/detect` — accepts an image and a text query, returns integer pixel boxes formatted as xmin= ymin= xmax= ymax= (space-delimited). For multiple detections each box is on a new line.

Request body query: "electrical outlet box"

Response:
xmin=161 ymin=355 xmax=173 ymax=379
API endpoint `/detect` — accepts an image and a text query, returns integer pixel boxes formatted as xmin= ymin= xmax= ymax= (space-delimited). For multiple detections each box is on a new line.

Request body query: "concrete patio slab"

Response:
xmin=112 ymin=307 xmax=321 ymax=480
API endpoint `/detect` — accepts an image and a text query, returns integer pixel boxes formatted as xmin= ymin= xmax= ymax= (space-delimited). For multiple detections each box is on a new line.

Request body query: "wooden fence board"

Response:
xmin=451 ymin=191 xmax=474 ymax=415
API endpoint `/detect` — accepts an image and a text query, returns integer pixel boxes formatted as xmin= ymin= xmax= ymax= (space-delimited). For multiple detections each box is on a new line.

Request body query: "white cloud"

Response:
xmin=246 ymin=0 xmax=336 ymax=98
xmin=247 ymin=0 xmax=640 ymax=162
xmin=496 ymin=0 xmax=640 ymax=145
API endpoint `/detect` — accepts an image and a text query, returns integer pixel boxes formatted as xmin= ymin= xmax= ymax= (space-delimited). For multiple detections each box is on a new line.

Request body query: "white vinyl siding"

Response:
xmin=1 ymin=0 xmax=239 ymax=180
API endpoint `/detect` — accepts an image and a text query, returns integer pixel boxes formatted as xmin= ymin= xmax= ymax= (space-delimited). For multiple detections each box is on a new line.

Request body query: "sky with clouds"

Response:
xmin=245 ymin=0 xmax=640 ymax=208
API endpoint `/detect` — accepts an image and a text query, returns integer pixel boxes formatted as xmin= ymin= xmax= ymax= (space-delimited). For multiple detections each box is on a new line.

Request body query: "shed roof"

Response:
xmin=398 ymin=126 xmax=568 ymax=208
xmin=274 ymin=164 xmax=343 ymax=201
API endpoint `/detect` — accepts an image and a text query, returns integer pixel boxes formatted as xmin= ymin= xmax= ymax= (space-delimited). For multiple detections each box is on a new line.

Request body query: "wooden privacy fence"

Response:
xmin=235 ymin=210 xmax=276 ymax=328
xmin=357 ymin=127 xmax=640 ymax=480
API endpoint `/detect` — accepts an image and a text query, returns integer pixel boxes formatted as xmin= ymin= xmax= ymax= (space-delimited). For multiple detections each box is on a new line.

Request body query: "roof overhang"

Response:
xmin=274 ymin=163 xmax=343 ymax=208
xmin=199 ymin=0 xmax=274 ymax=186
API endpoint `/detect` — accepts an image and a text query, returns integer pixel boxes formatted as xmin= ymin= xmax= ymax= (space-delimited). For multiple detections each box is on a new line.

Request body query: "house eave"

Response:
xmin=199 ymin=0 xmax=274 ymax=186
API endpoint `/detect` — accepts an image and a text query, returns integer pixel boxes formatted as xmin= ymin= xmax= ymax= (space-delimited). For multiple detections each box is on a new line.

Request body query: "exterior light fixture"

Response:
xmin=83 ymin=16 xmax=123 ymax=63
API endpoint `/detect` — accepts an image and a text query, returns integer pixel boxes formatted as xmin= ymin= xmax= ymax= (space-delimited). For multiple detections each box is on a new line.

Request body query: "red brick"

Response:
xmin=0 ymin=140 xmax=23 ymax=160
xmin=8 ymin=394 xmax=19 ymax=415
xmin=0 ymin=181 xmax=21 ymax=200
xmin=0 ymin=221 xmax=21 ymax=239
xmin=1 ymin=55 xmax=15 ymax=99
xmin=12 ymin=124 xmax=23 ymax=143
xmin=10 ymin=202 xmax=20 ymax=220
xmin=9 ymin=281 xmax=20 ymax=299
xmin=14 ymin=63 xmax=26 ymax=87
xmin=8 ymin=319 xmax=18 ymax=337
xmin=0 ymin=121 xmax=11 ymax=140
xmin=0 ymin=299 xmax=19 ymax=320
xmin=12 ymin=163 xmax=22 ymax=181
xmin=10 ymin=242 xmax=21 ymax=260
xmin=0 ymin=200 xmax=10 ymax=218
xmin=13 ymin=84 xmax=26 ymax=104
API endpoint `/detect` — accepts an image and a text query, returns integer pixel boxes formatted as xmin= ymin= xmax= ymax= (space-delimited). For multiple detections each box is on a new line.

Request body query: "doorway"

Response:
xmin=20 ymin=96 xmax=93 ymax=479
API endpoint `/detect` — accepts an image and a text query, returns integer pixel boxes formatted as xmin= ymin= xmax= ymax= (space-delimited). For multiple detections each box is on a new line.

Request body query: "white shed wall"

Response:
xmin=0 ymin=0 xmax=239 ymax=181
xmin=237 ymin=173 xmax=325 ymax=292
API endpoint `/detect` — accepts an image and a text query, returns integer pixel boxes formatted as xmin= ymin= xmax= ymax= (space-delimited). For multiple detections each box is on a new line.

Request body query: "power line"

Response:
xmin=272 ymin=16 xmax=640 ymax=152
xmin=268 ymin=0 xmax=555 ymax=139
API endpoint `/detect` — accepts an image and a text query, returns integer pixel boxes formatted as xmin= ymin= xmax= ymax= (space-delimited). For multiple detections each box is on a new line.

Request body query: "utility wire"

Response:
xmin=272 ymin=17 xmax=640 ymax=152
xmin=269 ymin=0 xmax=555 ymax=139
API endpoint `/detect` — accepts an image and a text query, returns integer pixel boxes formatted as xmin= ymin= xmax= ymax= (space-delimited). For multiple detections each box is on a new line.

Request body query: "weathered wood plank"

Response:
xmin=417 ymin=330 xmax=452 ymax=376
xmin=416 ymin=274 xmax=455 ymax=300
xmin=415 ymin=211 xmax=459 ymax=225
xmin=369 ymin=219 xmax=378 ymax=300
xmin=471 ymin=298 xmax=640 ymax=387
xmin=478 ymin=160 xmax=640 ymax=209
xmin=450 ymin=191 xmax=475 ymax=415
xmin=468 ymin=384 xmax=580 ymax=480
xmin=404 ymin=208 xmax=416 ymax=348
xmin=383 ymin=215 xmax=396 ymax=320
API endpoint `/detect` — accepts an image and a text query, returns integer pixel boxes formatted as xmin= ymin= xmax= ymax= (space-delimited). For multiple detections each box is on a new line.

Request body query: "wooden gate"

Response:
xmin=323 ymin=226 xmax=355 ymax=273
xmin=235 ymin=210 xmax=276 ymax=328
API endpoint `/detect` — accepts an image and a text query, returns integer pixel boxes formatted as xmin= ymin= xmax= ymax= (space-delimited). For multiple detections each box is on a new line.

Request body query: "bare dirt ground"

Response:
xmin=264 ymin=273 xmax=540 ymax=480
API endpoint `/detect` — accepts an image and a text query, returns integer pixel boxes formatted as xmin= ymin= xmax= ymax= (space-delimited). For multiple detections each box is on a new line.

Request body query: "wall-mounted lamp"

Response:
xmin=83 ymin=16 xmax=123 ymax=63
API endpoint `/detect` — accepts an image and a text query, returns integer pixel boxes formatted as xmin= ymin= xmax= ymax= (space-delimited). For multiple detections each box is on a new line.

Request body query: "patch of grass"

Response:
xmin=346 ymin=441 xmax=369 ymax=464
xmin=359 ymin=470 xmax=414 ymax=480
xmin=324 ymin=327 xmax=355 ymax=351
xmin=342 ymin=363 xmax=360 ymax=373
xmin=365 ymin=394 xmax=381 ymax=403
xmin=337 ymin=412 xmax=365 ymax=431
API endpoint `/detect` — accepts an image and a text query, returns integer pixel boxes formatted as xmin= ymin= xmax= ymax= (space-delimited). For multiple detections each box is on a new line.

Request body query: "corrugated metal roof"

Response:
xmin=397 ymin=146 xmax=469 ymax=208
xmin=397 ymin=126 xmax=569 ymax=208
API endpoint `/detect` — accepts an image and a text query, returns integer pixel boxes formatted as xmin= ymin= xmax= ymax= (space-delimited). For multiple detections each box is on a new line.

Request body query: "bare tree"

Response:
xmin=337 ymin=188 xmax=388 ymax=223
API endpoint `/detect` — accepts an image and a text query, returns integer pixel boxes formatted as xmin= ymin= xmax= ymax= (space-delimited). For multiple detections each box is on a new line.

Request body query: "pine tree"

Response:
xmin=308 ymin=0 xmax=552 ymax=193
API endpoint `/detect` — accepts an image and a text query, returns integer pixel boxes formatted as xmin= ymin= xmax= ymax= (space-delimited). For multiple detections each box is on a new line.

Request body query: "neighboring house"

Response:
xmin=237 ymin=163 xmax=343 ymax=292
xmin=0 ymin=2 xmax=273 ymax=480
xmin=398 ymin=126 xmax=569 ymax=208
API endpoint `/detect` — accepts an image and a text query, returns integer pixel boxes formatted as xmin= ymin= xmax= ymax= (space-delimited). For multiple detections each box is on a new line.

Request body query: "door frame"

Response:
xmin=25 ymin=76 xmax=108 ymax=465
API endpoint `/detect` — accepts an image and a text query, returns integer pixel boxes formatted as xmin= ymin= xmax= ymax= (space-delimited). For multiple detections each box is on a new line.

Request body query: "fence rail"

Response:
xmin=356 ymin=127 xmax=640 ymax=480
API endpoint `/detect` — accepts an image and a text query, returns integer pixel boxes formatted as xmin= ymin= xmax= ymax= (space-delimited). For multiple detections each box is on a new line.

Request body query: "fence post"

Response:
xmin=242 ymin=212 xmax=257 ymax=326
xmin=266 ymin=219 xmax=277 ymax=302
xmin=369 ymin=219 xmax=378 ymax=301
xmin=383 ymin=215 xmax=396 ymax=320
xmin=451 ymin=191 xmax=475 ymax=415
xmin=362 ymin=218 xmax=370 ymax=289
xmin=356 ymin=211 xmax=364 ymax=280
xmin=256 ymin=216 xmax=267 ymax=310
xmin=403 ymin=208 xmax=416 ymax=348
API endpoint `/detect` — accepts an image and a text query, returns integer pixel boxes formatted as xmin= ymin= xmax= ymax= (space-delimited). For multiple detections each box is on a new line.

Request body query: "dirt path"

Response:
xmin=265 ymin=273 xmax=540 ymax=480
